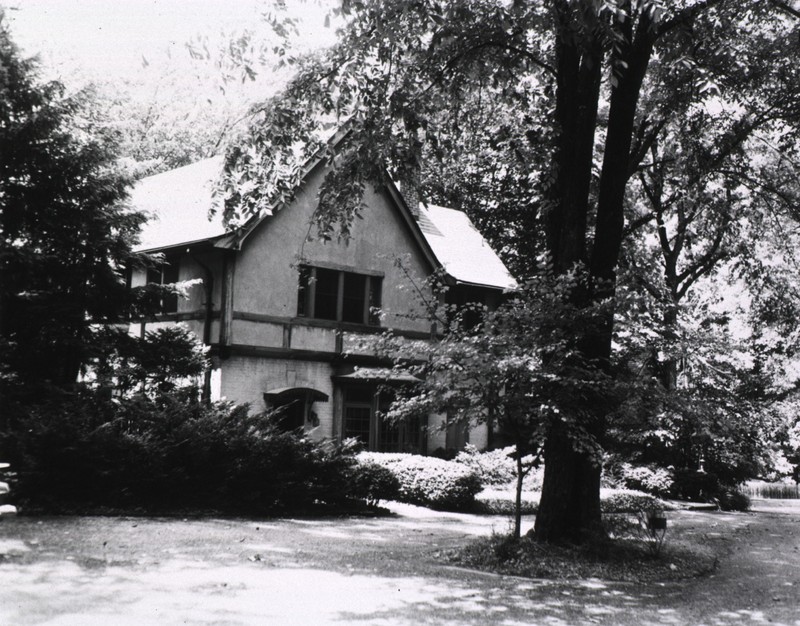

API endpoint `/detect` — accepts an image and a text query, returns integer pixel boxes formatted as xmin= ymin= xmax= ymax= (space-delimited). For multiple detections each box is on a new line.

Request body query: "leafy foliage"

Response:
xmin=348 ymin=461 xmax=400 ymax=507
xmin=365 ymin=264 xmax=656 ymax=532
xmin=359 ymin=452 xmax=481 ymax=511
xmin=0 ymin=14 xmax=163 ymax=390
xmin=605 ymin=463 xmax=674 ymax=498
xmin=473 ymin=489 xmax=540 ymax=516
xmin=91 ymin=325 xmax=209 ymax=398
xmin=375 ymin=266 xmax=626 ymax=463
xmin=0 ymin=319 xmax=368 ymax=515
xmin=1 ymin=388 xmax=362 ymax=514
xmin=716 ymin=489 xmax=751 ymax=513
xmin=454 ymin=444 xmax=518 ymax=487
xmin=599 ymin=490 xmax=668 ymax=515
xmin=207 ymin=0 xmax=800 ymax=541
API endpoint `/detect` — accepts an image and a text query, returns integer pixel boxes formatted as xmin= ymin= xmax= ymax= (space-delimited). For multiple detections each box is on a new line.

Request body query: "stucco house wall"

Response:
xmin=128 ymin=151 xmax=513 ymax=455
xmin=232 ymin=165 xmax=434 ymax=337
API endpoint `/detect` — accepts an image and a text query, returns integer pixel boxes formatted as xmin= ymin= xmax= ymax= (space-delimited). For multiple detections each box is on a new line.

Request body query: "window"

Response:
xmin=146 ymin=260 xmax=180 ymax=314
xmin=342 ymin=385 xmax=423 ymax=453
xmin=445 ymin=408 xmax=469 ymax=451
xmin=273 ymin=397 xmax=306 ymax=431
xmin=264 ymin=387 xmax=328 ymax=432
xmin=297 ymin=266 xmax=382 ymax=326
xmin=445 ymin=285 xmax=496 ymax=330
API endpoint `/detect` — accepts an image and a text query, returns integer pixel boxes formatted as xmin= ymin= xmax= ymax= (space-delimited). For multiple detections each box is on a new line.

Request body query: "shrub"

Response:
xmin=360 ymin=452 xmax=482 ymax=511
xmin=348 ymin=462 xmax=400 ymax=506
xmin=453 ymin=445 xmax=544 ymax=491
xmin=618 ymin=464 xmax=673 ymax=497
xmin=600 ymin=489 xmax=669 ymax=514
xmin=669 ymin=468 xmax=724 ymax=502
xmin=473 ymin=489 xmax=539 ymax=515
xmin=2 ymin=387 xmax=363 ymax=515
xmin=357 ymin=451 xmax=412 ymax=467
xmin=601 ymin=489 xmax=671 ymax=557
xmin=717 ymin=489 xmax=751 ymax=512
xmin=454 ymin=445 xmax=517 ymax=486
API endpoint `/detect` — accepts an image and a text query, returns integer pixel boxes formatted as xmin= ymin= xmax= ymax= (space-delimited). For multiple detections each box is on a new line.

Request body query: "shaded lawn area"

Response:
xmin=1 ymin=501 xmax=799 ymax=625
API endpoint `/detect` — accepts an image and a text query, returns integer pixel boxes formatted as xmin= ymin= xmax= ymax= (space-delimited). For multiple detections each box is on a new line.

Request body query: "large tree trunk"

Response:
xmin=534 ymin=2 xmax=654 ymax=543
xmin=535 ymin=422 xmax=604 ymax=542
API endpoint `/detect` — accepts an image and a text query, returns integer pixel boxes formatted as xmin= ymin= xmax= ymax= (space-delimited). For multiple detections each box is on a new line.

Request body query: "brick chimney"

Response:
xmin=399 ymin=165 xmax=421 ymax=219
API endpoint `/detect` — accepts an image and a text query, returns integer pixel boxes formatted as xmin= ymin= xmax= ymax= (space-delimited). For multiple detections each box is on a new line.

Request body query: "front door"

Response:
xmin=342 ymin=384 xmax=424 ymax=453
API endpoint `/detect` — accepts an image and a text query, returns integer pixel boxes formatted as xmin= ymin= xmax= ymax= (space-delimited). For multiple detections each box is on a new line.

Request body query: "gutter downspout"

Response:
xmin=219 ymin=249 xmax=235 ymax=356
xmin=189 ymin=250 xmax=215 ymax=404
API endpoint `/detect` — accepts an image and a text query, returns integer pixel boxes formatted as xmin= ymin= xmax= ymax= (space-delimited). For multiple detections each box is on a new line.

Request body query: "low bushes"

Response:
xmin=453 ymin=444 xmax=544 ymax=491
xmin=605 ymin=461 xmax=752 ymax=510
xmin=474 ymin=488 xmax=539 ymax=515
xmin=348 ymin=462 xmax=400 ymax=507
xmin=2 ymin=388 xmax=364 ymax=515
xmin=454 ymin=444 xmax=517 ymax=486
xmin=743 ymin=480 xmax=800 ymax=500
xmin=358 ymin=452 xmax=481 ymax=511
xmin=472 ymin=487 xmax=670 ymax=518
xmin=716 ymin=489 xmax=751 ymax=512
xmin=615 ymin=464 xmax=673 ymax=497
xmin=600 ymin=489 xmax=670 ymax=514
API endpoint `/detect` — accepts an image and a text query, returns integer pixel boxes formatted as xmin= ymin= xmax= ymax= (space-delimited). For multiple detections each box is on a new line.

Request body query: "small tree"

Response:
xmin=371 ymin=264 xmax=623 ymax=539
xmin=92 ymin=325 xmax=209 ymax=399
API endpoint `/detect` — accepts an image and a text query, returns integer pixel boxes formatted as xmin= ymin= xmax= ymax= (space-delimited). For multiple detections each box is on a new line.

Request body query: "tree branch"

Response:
xmin=623 ymin=212 xmax=655 ymax=238
xmin=656 ymin=0 xmax=727 ymax=38
xmin=769 ymin=0 xmax=800 ymax=19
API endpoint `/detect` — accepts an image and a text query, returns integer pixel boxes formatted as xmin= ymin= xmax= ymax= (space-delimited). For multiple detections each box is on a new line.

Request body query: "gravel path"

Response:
xmin=1 ymin=500 xmax=799 ymax=625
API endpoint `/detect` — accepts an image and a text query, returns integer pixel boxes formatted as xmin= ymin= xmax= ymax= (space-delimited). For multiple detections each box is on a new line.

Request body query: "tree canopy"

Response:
xmin=0 ymin=11 xmax=151 ymax=390
xmin=215 ymin=0 xmax=800 ymax=542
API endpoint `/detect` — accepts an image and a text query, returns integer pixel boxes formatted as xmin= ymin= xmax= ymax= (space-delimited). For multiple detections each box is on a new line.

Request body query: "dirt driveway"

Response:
xmin=1 ymin=500 xmax=799 ymax=625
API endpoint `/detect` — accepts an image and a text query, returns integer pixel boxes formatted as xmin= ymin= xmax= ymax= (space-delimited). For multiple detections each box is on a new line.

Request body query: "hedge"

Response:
xmin=358 ymin=452 xmax=482 ymax=511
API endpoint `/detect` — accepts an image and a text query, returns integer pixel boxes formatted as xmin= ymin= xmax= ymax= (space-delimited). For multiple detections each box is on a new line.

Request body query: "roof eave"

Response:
xmin=451 ymin=278 xmax=518 ymax=292
xmin=134 ymin=235 xmax=227 ymax=255
xmin=383 ymin=179 xmax=443 ymax=277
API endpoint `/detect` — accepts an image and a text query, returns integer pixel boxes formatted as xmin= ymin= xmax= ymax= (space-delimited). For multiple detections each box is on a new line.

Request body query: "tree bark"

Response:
xmin=535 ymin=421 xmax=604 ymax=542
xmin=534 ymin=3 xmax=655 ymax=543
xmin=514 ymin=453 xmax=524 ymax=539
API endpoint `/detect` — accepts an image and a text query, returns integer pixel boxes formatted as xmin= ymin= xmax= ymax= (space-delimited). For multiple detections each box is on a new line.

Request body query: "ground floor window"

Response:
xmin=273 ymin=397 xmax=306 ymax=431
xmin=264 ymin=387 xmax=327 ymax=432
xmin=342 ymin=384 xmax=424 ymax=453
xmin=445 ymin=409 xmax=469 ymax=451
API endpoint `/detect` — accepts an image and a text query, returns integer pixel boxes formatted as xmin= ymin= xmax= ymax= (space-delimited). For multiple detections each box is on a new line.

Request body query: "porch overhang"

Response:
xmin=263 ymin=387 xmax=329 ymax=403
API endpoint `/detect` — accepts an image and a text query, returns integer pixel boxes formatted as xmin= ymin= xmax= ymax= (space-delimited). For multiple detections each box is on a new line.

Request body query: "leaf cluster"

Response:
xmin=0 ymin=14 xmax=157 ymax=387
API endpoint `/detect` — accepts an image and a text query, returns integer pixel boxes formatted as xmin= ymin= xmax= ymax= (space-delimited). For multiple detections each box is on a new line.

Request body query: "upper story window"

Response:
xmin=297 ymin=265 xmax=382 ymax=326
xmin=146 ymin=260 xmax=180 ymax=314
xmin=445 ymin=285 xmax=498 ymax=330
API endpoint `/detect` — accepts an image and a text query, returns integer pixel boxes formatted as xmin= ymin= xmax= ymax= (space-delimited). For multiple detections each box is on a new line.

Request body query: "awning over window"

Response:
xmin=263 ymin=387 xmax=329 ymax=403
xmin=332 ymin=367 xmax=420 ymax=383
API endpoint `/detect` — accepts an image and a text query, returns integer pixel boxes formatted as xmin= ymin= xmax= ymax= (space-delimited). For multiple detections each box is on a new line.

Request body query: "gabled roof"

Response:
xmin=419 ymin=204 xmax=516 ymax=290
xmin=130 ymin=157 xmax=516 ymax=290
xmin=131 ymin=157 xmax=227 ymax=252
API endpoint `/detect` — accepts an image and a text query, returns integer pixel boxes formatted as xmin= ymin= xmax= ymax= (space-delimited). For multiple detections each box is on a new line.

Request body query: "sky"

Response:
xmin=3 ymin=0 xmax=338 ymax=80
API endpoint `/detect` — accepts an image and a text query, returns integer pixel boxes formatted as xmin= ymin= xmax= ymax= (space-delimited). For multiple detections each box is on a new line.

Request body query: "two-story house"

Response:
xmin=128 ymin=146 xmax=515 ymax=455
